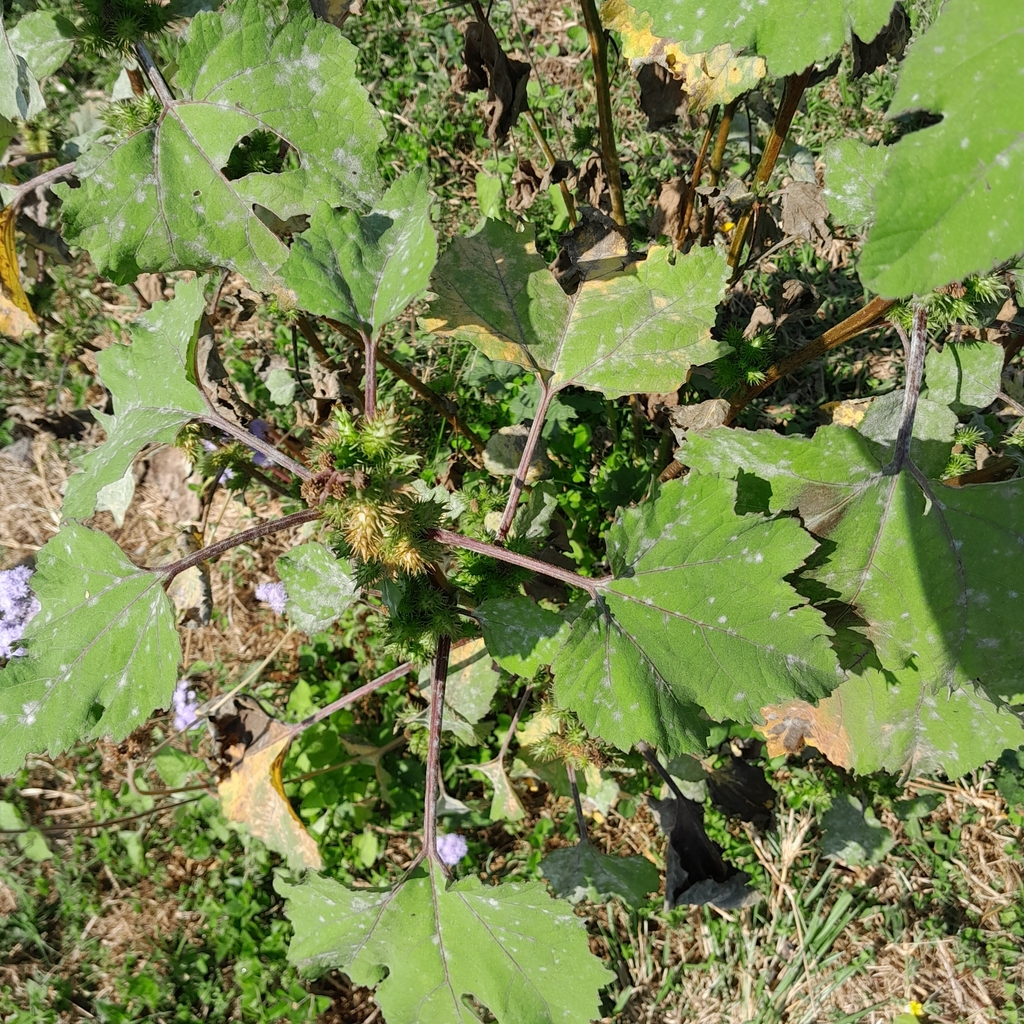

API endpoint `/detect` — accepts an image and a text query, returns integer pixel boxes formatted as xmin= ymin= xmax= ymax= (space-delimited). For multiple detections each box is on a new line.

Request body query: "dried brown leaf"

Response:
xmin=453 ymin=20 xmax=530 ymax=142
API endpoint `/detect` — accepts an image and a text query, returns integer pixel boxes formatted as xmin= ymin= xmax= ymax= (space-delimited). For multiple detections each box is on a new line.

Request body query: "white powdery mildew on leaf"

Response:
xmin=56 ymin=0 xmax=385 ymax=290
xmin=684 ymin=425 xmax=1024 ymax=704
xmin=278 ymin=860 xmax=611 ymax=1024
xmin=552 ymin=473 xmax=838 ymax=755
xmin=0 ymin=524 xmax=179 ymax=775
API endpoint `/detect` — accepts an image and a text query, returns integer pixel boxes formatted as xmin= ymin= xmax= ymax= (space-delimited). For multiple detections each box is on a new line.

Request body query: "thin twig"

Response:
xmin=202 ymin=410 xmax=311 ymax=480
xmin=679 ymin=104 xmax=718 ymax=250
xmin=298 ymin=662 xmax=414 ymax=730
xmin=524 ymin=109 xmax=577 ymax=228
xmin=134 ymin=41 xmax=175 ymax=107
xmin=887 ymin=306 xmax=928 ymax=473
xmin=496 ymin=381 xmax=554 ymax=540
xmin=578 ymin=0 xmax=626 ymax=227
xmin=428 ymin=527 xmax=607 ymax=596
xmin=727 ymin=65 xmax=813 ymax=274
xmin=423 ymin=635 xmax=453 ymax=868
xmin=565 ymin=762 xmax=590 ymax=846
xmin=159 ymin=507 xmax=321 ymax=581
xmin=496 ymin=684 xmax=533 ymax=763
xmin=376 ymin=347 xmax=487 ymax=455
xmin=701 ymin=97 xmax=739 ymax=246
xmin=4 ymin=162 xmax=76 ymax=213
xmin=999 ymin=391 xmax=1024 ymax=417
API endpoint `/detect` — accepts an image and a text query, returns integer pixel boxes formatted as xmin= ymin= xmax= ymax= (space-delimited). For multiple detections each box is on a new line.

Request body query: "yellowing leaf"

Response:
xmin=601 ymin=0 xmax=765 ymax=111
xmin=212 ymin=696 xmax=322 ymax=872
xmin=0 ymin=205 xmax=38 ymax=338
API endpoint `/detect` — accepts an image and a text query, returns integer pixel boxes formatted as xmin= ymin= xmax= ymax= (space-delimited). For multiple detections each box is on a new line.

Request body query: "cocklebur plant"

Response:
xmin=2 ymin=0 xmax=1024 ymax=1020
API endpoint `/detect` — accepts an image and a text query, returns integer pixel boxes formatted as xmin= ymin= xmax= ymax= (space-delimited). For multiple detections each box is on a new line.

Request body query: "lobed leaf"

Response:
xmin=424 ymin=219 xmax=728 ymax=398
xmin=553 ymin=474 xmax=839 ymax=755
xmin=279 ymin=861 xmax=612 ymax=1024
xmin=761 ymin=666 xmax=1024 ymax=777
xmin=57 ymin=0 xmax=384 ymax=289
xmin=62 ymin=278 xmax=208 ymax=521
xmin=600 ymin=0 xmax=766 ymax=111
xmin=631 ymin=0 xmax=896 ymax=77
xmin=860 ymin=0 xmax=1024 ymax=296
xmin=685 ymin=426 xmax=1024 ymax=701
xmin=281 ymin=169 xmax=438 ymax=335
xmin=0 ymin=524 xmax=179 ymax=775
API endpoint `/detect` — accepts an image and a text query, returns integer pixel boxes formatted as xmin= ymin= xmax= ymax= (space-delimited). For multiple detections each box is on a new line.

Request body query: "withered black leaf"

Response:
xmin=852 ymin=2 xmax=910 ymax=78
xmin=452 ymin=20 xmax=530 ymax=142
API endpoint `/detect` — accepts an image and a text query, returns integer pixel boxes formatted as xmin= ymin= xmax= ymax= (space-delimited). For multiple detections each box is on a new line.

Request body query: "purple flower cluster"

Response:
xmin=0 ymin=566 xmax=41 ymax=659
xmin=255 ymin=580 xmax=288 ymax=615
xmin=436 ymin=832 xmax=468 ymax=866
xmin=248 ymin=419 xmax=271 ymax=467
xmin=172 ymin=679 xmax=200 ymax=731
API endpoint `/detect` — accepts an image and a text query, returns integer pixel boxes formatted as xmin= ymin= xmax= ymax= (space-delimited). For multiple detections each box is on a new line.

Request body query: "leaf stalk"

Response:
xmin=496 ymin=382 xmax=554 ymax=541
xmin=134 ymin=41 xmax=175 ymax=108
xmin=422 ymin=635 xmax=452 ymax=867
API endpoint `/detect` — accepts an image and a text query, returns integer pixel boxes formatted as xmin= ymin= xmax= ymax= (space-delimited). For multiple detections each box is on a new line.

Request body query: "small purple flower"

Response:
xmin=255 ymin=581 xmax=288 ymax=616
xmin=172 ymin=679 xmax=200 ymax=731
xmin=0 ymin=565 xmax=41 ymax=659
xmin=436 ymin=832 xmax=468 ymax=866
xmin=201 ymin=439 xmax=235 ymax=483
xmin=248 ymin=420 xmax=271 ymax=468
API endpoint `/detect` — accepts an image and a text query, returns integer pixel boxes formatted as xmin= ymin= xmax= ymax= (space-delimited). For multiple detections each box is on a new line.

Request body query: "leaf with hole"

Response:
xmin=61 ymin=278 xmax=207 ymax=521
xmin=423 ymin=219 xmax=729 ymax=398
xmin=279 ymin=861 xmax=612 ymax=1024
xmin=684 ymin=425 xmax=1024 ymax=702
xmin=56 ymin=0 xmax=384 ymax=288
xmin=860 ymin=0 xmax=1024 ymax=296
xmin=552 ymin=473 xmax=839 ymax=755
xmin=0 ymin=524 xmax=179 ymax=775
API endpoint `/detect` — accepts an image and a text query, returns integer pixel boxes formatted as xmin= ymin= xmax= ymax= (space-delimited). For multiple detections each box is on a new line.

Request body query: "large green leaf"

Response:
xmin=424 ymin=219 xmax=728 ymax=398
xmin=542 ymin=842 xmax=660 ymax=909
xmin=57 ymin=0 xmax=384 ymax=289
xmin=0 ymin=0 xmax=44 ymax=119
xmin=281 ymin=169 xmax=437 ymax=335
xmin=684 ymin=426 xmax=1024 ymax=701
xmin=62 ymin=278 xmax=207 ymax=521
xmin=0 ymin=525 xmax=179 ymax=774
xmin=279 ymin=861 xmax=612 ymax=1024
xmin=632 ymin=0 xmax=896 ymax=77
xmin=762 ymin=666 xmax=1024 ymax=777
xmin=860 ymin=0 xmax=1024 ymax=296
xmin=277 ymin=542 xmax=359 ymax=635
xmin=552 ymin=474 xmax=839 ymax=755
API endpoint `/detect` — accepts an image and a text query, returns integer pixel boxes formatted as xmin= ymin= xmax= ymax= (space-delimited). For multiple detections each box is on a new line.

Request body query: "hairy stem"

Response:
xmin=160 ymin=507 xmax=321 ymax=581
xmin=6 ymin=163 xmax=76 ymax=213
xmin=299 ymin=661 xmax=413 ymax=730
xmin=377 ymin=348 xmax=487 ymax=456
xmin=727 ymin=65 xmax=813 ymax=274
xmin=679 ymin=104 xmax=718 ymax=250
xmin=565 ymin=762 xmax=590 ymax=846
xmin=729 ymin=295 xmax=897 ymax=417
xmin=428 ymin=527 xmax=606 ymax=596
xmin=423 ymin=635 xmax=452 ymax=866
xmin=579 ymin=0 xmax=626 ymax=227
xmin=134 ymin=41 xmax=175 ymax=107
xmin=363 ymin=333 xmax=378 ymax=420
xmin=887 ymin=305 xmax=928 ymax=473
xmin=701 ymin=97 xmax=739 ymax=246
xmin=496 ymin=382 xmax=554 ymax=541
xmin=202 ymin=411 xmax=311 ymax=480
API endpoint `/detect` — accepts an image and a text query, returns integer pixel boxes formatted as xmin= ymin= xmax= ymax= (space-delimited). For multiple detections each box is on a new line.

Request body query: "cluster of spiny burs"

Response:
xmin=304 ymin=407 xmax=445 ymax=578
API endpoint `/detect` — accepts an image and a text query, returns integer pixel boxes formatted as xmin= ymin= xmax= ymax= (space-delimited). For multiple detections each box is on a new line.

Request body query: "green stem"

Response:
xmin=579 ymin=0 xmax=626 ymax=227
xmin=727 ymin=66 xmax=813 ymax=275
